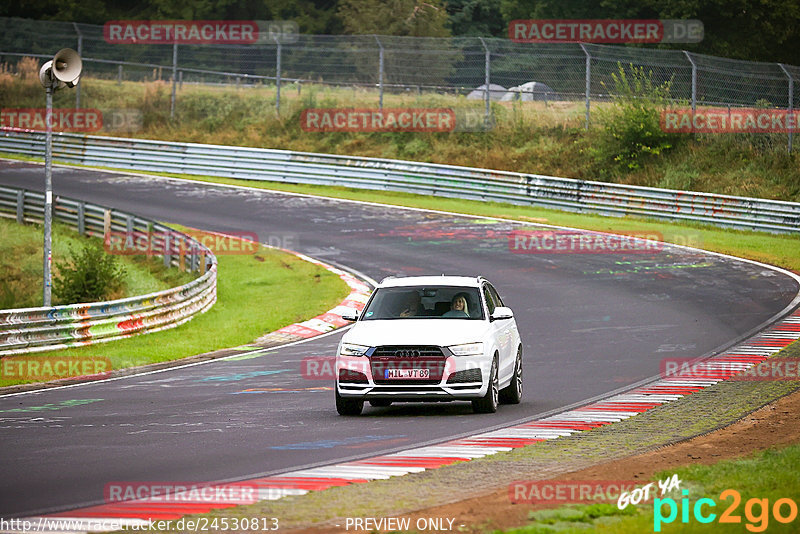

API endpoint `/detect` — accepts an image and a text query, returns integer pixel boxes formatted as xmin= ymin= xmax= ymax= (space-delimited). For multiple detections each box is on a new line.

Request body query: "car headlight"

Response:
xmin=340 ymin=343 xmax=370 ymax=357
xmin=448 ymin=342 xmax=484 ymax=356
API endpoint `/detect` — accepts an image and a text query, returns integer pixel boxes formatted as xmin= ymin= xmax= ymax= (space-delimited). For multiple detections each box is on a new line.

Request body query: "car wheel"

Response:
xmin=335 ymin=387 xmax=364 ymax=416
xmin=369 ymin=400 xmax=392 ymax=407
xmin=472 ymin=357 xmax=499 ymax=414
xmin=499 ymin=346 xmax=523 ymax=405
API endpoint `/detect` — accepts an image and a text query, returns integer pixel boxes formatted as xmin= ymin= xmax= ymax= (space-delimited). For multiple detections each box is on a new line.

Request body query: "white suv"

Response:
xmin=335 ymin=276 xmax=523 ymax=415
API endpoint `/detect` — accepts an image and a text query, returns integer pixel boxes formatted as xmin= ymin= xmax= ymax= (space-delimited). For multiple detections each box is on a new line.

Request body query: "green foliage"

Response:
xmin=589 ymin=63 xmax=687 ymax=177
xmin=446 ymin=0 xmax=506 ymax=37
xmin=337 ymin=0 xmax=450 ymax=37
xmin=53 ymin=242 xmax=126 ymax=304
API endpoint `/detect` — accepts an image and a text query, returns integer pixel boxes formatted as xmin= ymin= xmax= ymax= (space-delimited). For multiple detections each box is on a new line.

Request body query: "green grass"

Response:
xmin=0 ymin=223 xmax=350 ymax=387
xmin=0 ymin=217 xmax=194 ymax=308
xmin=495 ymin=444 xmax=800 ymax=533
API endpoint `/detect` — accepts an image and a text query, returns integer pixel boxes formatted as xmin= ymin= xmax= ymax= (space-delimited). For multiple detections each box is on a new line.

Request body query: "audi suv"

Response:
xmin=335 ymin=275 xmax=523 ymax=415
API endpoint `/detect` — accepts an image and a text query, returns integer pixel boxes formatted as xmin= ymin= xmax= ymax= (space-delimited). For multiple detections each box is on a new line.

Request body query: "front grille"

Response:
xmin=446 ymin=368 xmax=483 ymax=384
xmin=372 ymin=345 xmax=444 ymax=358
xmin=371 ymin=345 xmax=446 ymax=385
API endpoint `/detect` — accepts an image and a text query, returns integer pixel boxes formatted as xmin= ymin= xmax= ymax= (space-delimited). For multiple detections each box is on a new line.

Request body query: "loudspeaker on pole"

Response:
xmin=39 ymin=48 xmax=82 ymax=90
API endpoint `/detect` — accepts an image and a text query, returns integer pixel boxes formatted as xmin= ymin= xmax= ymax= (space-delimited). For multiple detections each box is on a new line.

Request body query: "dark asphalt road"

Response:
xmin=0 ymin=160 xmax=797 ymax=517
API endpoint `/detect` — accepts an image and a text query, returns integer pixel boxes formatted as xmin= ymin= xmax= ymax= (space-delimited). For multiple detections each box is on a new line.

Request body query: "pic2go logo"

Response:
xmin=653 ymin=489 xmax=798 ymax=532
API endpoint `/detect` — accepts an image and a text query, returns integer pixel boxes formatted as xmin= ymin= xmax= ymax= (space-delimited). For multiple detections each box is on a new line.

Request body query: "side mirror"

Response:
xmin=490 ymin=307 xmax=514 ymax=322
xmin=342 ymin=312 xmax=360 ymax=322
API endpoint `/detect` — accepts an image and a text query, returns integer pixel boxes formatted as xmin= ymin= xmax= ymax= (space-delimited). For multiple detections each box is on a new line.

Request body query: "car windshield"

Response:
xmin=361 ymin=286 xmax=484 ymax=320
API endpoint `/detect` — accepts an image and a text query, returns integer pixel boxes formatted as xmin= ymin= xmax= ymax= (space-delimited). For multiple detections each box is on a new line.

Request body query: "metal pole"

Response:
xmin=170 ymin=42 xmax=177 ymax=119
xmin=73 ymin=22 xmax=83 ymax=109
xmin=779 ymin=63 xmax=794 ymax=153
xmin=43 ymin=85 xmax=53 ymax=306
xmin=684 ymin=51 xmax=697 ymax=112
xmin=275 ymin=39 xmax=282 ymax=114
xmin=579 ymin=43 xmax=590 ymax=130
xmin=375 ymin=36 xmax=384 ymax=110
xmin=479 ymin=37 xmax=490 ymax=128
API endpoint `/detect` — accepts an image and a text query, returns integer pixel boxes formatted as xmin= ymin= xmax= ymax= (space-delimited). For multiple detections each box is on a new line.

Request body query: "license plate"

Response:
xmin=385 ymin=368 xmax=430 ymax=379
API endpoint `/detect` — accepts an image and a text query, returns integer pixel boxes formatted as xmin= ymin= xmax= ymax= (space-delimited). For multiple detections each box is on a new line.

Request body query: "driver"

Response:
xmin=394 ymin=291 xmax=422 ymax=317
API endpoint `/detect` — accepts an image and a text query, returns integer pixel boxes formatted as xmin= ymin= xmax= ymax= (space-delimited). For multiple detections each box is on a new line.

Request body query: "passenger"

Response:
xmin=442 ymin=292 xmax=470 ymax=318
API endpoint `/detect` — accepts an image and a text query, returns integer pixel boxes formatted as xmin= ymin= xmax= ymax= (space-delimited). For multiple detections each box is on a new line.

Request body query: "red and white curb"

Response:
xmin=12 ymin=308 xmax=799 ymax=533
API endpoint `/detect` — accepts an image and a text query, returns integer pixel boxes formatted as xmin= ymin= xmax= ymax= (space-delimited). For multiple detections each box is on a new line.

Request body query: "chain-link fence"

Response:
xmin=1 ymin=17 xmax=798 ymax=150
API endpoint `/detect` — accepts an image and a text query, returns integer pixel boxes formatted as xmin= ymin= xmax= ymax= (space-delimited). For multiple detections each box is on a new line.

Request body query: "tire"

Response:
xmin=369 ymin=400 xmax=392 ymax=407
xmin=472 ymin=357 xmax=499 ymax=414
xmin=335 ymin=387 xmax=364 ymax=416
xmin=499 ymin=346 xmax=523 ymax=405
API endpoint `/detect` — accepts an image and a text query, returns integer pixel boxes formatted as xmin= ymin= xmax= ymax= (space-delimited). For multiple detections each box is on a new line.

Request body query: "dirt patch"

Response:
xmin=294 ymin=387 xmax=800 ymax=533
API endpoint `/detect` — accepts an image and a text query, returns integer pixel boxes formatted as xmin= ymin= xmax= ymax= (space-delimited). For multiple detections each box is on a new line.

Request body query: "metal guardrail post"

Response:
xmin=164 ymin=233 xmax=172 ymax=268
xmin=275 ymin=37 xmax=282 ymax=114
xmin=170 ymin=43 xmax=178 ymax=119
xmin=684 ymin=51 xmax=697 ymax=113
xmin=125 ymin=215 xmax=134 ymax=249
xmin=117 ymin=64 xmax=122 ymax=85
xmin=375 ymin=35 xmax=384 ymax=110
xmin=479 ymin=37 xmax=490 ymax=128
xmin=103 ymin=209 xmax=111 ymax=238
xmin=43 ymin=87 xmax=54 ymax=307
xmin=579 ymin=43 xmax=591 ymax=130
xmin=73 ymin=22 xmax=83 ymax=110
xmin=77 ymin=201 xmax=85 ymax=236
xmin=778 ymin=63 xmax=794 ymax=153
xmin=16 ymin=190 xmax=24 ymax=224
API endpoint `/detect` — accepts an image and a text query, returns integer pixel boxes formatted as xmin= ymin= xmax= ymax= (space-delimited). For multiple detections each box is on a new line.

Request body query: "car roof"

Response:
xmin=378 ymin=275 xmax=483 ymax=288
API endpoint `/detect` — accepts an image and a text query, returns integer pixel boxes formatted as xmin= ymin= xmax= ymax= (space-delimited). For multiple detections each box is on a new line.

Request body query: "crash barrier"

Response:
xmin=0 ymin=184 xmax=217 ymax=356
xmin=1 ymin=129 xmax=799 ymax=233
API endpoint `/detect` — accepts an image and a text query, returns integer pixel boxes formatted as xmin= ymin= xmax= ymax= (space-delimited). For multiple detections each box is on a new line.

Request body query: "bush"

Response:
xmin=589 ymin=63 xmax=687 ymax=177
xmin=53 ymin=243 xmax=126 ymax=304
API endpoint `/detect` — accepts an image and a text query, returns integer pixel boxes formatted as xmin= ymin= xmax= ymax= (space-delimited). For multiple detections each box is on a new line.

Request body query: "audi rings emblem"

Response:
xmin=395 ymin=349 xmax=421 ymax=358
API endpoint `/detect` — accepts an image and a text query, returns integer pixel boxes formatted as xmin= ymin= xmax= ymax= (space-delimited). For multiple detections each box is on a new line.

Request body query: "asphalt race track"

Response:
xmin=1 ymin=160 xmax=798 ymax=517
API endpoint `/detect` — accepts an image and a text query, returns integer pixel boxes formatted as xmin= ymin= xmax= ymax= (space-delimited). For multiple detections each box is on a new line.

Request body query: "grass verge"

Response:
xmin=0 ymin=224 xmax=350 ymax=387
xmin=498 ymin=444 xmax=800 ymax=533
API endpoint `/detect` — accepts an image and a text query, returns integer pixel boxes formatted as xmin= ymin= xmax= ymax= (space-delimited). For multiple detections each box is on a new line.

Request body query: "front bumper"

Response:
xmin=336 ymin=349 xmax=490 ymax=401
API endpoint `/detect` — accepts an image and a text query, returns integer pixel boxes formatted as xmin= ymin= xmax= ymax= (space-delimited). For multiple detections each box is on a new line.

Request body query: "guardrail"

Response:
xmin=1 ymin=129 xmax=799 ymax=233
xmin=0 ymin=184 xmax=217 ymax=356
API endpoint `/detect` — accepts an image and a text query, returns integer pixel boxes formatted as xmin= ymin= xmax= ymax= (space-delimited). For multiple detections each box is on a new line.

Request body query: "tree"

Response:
xmin=337 ymin=0 xmax=450 ymax=37
xmin=446 ymin=0 xmax=506 ymax=37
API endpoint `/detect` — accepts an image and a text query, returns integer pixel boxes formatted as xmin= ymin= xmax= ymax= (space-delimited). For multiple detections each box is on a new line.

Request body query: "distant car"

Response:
xmin=335 ymin=275 xmax=523 ymax=415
